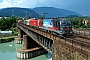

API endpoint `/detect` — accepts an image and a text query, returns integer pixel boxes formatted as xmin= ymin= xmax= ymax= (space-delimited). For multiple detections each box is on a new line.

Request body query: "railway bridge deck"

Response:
xmin=16 ymin=23 xmax=90 ymax=60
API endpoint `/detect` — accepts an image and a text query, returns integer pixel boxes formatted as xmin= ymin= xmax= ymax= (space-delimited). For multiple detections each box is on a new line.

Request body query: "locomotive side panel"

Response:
xmin=47 ymin=18 xmax=74 ymax=36
xmin=29 ymin=19 xmax=39 ymax=27
xmin=43 ymin=19 xmax=51 ymax=28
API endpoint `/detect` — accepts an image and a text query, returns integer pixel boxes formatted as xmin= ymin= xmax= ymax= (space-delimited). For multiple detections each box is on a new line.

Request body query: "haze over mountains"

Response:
xmin=0 ymin=7 xmax=81 ymax=18
xmin=0 ymin=7 xmax=41 ymax=18
xmin=33 ymin=7 xmax=81 ymax=18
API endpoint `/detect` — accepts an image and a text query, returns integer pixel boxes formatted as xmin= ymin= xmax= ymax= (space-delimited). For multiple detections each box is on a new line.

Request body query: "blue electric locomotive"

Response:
xmin=44 ymin=18 xmax=74 ymax=36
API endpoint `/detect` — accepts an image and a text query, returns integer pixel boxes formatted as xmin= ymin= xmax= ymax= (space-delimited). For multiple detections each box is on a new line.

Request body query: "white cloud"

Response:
xmin=14 ymin=0 xmax=23 ymax=3
xmin=0 ymin=0 xmax=11 ymax=8
xmin=0 ymin=0 xmax=90 ymax=16
xmin=0 ymin=0 xmax=48 ymax=8
xmin=0 ymin=0 xmax=64 ymax=8
xmin=16 ymin=0 xmax=47 ymax=8
xmin=0 ymin=0 xmax=23 ymax=8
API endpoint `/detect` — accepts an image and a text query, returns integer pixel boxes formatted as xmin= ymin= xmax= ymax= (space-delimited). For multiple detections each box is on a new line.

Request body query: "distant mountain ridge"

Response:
xmin=33 ymin=7 xmax=81 ymax=18
xmin=0 ymin=7 xmax=40 ymax=18
xmin=0 ymin=7 xmax=81 ymax=18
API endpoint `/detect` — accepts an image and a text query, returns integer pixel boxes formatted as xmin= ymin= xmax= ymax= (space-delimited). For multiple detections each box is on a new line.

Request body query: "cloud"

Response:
xmin=0 ymin=0 xmax=52 ymax=8
xmin=0 ymin=0 xmax=23 ymax=8
xmin=0 ymin=0 xmax=90 ymax=16
xmin=0 ymin=0 xmax=11 ymax=8
xmin=0 ymin=0 xmax=88 ymax=9
xmin=17 ymin=0 xmax=48 ymax=8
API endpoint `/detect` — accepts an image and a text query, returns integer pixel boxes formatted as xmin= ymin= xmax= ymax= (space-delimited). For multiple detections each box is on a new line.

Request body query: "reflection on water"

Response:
xmin=48 ymin=52 xmax=52 ymax=60
xmin=0 ymin=41 xmax=52 ymax=60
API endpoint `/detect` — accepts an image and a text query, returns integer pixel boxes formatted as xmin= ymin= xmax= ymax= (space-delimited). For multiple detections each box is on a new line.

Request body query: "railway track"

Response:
xmin=19 ymin=23 xmax=90 ymax=52
xmin=65 ymin=33 xmax=90 ymax=52
xmin=73 ymin=33 xmax=90 ymax=43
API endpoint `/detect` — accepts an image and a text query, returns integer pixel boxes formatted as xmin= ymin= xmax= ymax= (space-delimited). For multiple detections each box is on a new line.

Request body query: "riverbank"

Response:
xmin=0 ymin=35 xmax=17 ymax=43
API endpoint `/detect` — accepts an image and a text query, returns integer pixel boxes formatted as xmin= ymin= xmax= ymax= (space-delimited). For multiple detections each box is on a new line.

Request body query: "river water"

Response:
xmin=0 ymin=41 xmax=52 ymax=60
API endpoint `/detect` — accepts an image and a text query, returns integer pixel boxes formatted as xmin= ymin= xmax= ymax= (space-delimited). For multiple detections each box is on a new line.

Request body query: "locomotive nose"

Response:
xmin=66 ymin=26 xmax=70 ymax=30
xmin=61 ymin=26 xmax=70 ymax=30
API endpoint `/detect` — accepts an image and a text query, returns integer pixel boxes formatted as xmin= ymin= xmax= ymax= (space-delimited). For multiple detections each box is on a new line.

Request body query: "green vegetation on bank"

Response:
xmin=0 ymin=35 xmax=17 ymax=43
xmin=69 ymin=16 xmax=90 ymax=30
xmin=0 ymin=38 xmax=14 ymax=43
xmin=0 ymin=16 xmax=23 ymax=34
xmin=0 ymin=16 xmax=90 ymax=31
xmin=0 ymin=16 xmax=23 ymax=29
xmin=0 ymin=16 xmax=16 ymax=31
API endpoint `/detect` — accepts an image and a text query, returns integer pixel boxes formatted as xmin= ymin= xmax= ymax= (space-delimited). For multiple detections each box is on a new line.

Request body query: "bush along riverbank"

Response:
xmin=0 ymin=38 xmax=14 ymax=43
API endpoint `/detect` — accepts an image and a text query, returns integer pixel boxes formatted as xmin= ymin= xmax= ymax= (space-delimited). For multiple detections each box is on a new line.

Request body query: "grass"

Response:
xmin=0 ymin=35 xmax=18 ymax=43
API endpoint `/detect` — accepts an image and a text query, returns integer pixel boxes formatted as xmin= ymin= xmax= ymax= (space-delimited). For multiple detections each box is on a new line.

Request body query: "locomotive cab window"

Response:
xmin=53 ymin=20 xmax=58 ymax=27
xmin=57 ymin=21 xmax=60 ymax=30
xmin=61 ymin=20 xmax=71 ymax=26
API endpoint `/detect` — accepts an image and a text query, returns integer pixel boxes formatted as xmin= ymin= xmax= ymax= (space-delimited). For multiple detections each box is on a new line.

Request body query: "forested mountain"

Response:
xmin=0 ymin=7 xmax=40 ymax=18
xmin=33 ymin=7 xmax=81 ymax=18
xmin=0 ymin=7 xmax=81 ymax=18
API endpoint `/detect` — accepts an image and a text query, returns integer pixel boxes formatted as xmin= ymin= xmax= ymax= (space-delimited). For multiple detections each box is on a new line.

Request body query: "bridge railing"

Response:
xmin=73 ymin=28 xmax=90 ymax=37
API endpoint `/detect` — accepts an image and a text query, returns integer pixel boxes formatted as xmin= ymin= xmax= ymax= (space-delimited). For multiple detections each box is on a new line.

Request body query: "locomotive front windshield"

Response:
xmin=61 ymin=20 xmax=71 ymax=26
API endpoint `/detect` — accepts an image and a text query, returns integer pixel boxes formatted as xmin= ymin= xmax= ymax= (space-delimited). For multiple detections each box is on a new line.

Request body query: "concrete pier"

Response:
xmin=14 ymin=28 xmax=23 ymax=44
xmin=14 ymin=38 xmax=23 ymax=44
xmin=17 ymin=47 xmax=47 ymax=59
xmin=17 ymin=35 xmax=47 ymax=59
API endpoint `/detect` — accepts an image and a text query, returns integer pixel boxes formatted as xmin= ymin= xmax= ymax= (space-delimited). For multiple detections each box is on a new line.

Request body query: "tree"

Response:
xmin=0 ymin=16 xmax=16 ymax=30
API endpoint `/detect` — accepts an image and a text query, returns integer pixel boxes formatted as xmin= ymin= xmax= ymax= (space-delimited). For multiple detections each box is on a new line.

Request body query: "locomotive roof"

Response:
xmin=51 ymin=18 xmax=69 ymax=21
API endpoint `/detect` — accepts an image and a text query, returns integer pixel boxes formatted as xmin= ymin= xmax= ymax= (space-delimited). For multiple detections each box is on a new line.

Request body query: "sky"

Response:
xmin=0 ymin=0 xmax=90 ymax=16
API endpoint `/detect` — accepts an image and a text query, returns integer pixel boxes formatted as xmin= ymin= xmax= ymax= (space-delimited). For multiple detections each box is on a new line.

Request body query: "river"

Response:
xmin=0 ymin=41 xmax=52 ymax=60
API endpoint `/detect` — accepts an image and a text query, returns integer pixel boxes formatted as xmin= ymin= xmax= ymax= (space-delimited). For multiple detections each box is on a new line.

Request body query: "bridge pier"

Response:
xmin=52 ymin=39 xmax=90 ymax=60
xmin=14 ymin=28 xmax=23 ymax=44
xmin=17 ymin=35 xmax=47 ymax=59
xmin=14 ymin=38 xmax=23 ymax=44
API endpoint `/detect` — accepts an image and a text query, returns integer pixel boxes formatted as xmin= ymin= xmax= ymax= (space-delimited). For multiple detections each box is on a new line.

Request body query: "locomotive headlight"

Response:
xmin=70 ymin=32 xmax=72 ymax=33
